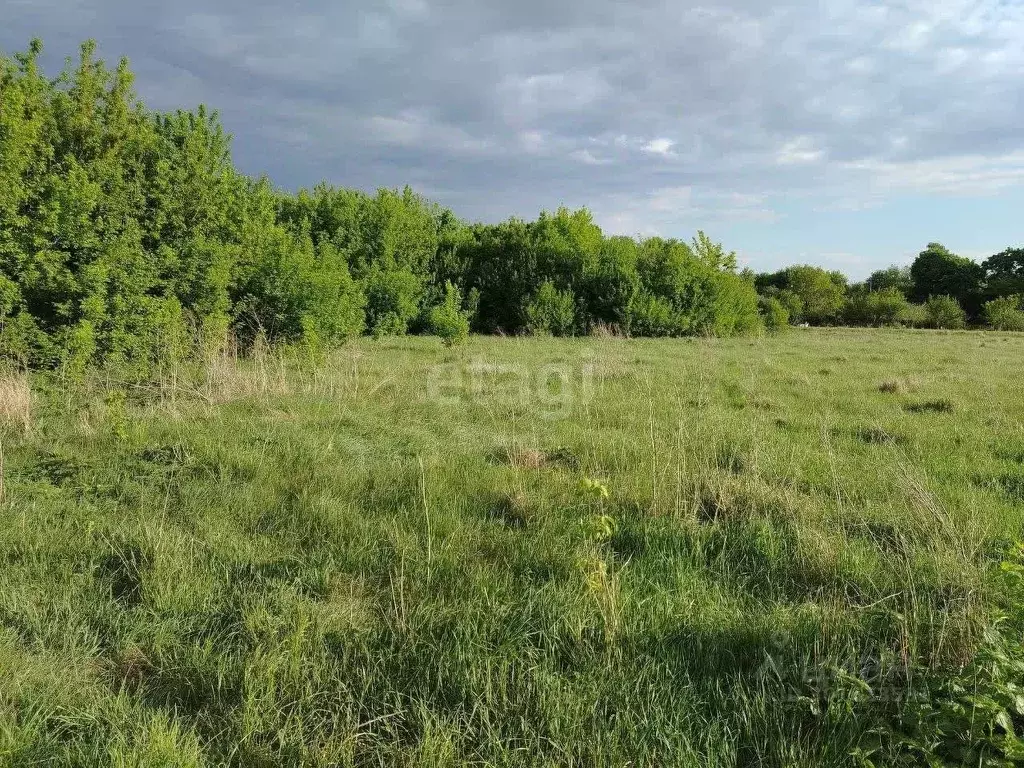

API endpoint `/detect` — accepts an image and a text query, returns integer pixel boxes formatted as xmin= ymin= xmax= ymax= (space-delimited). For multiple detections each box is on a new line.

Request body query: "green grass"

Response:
xmin=2 ymin=328 xmax=1024 ymax=766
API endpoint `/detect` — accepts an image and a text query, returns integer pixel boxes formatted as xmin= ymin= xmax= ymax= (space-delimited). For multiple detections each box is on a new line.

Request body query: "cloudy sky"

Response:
xmin=4 ymin=0 xmax=1024 ymax=276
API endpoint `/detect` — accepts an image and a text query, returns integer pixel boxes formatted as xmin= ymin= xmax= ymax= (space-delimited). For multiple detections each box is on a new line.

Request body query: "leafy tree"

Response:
xmin=773 ymin=289 xmax=804 ymax=324
xmin=981 ymin=248 xmax=1024 ymax=299
xmin=532 ymin=207 xmax=602 ymax=295
xmin=463 ymin=219 xmax=537 ymax=334
xmin=584 ymin=236 xmax=640 ymax=332
xmin=910 ymin=243 xmax=983 ymax=316
xmin=866 ymin=265 xmax=914 ymax=296
xmin=230 ymin=189 xmax=364 ymax=347
xmin=783 ymin=266 xmax=846 ymax=325
xmin=692 ymin=230 xmax=737 ymax=271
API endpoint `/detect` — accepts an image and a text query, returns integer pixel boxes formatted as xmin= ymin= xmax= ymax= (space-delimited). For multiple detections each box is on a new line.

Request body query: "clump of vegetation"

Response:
xmin=0 ymin=39 xmax=794 ymax=380
xmin=524 ymin=281 xmax=576 ymax=336
xmin=985 ymin=295 xmax=1024 ymax=331
xmin=758 ymin=296 xmax=790 ymax=333
xmin=878 ymin=378 xmax=918 ymax=395
xmin=923 ymin=295 xmax=968 ymax=330
xmin=427 ymin=282 xmax=470 ymax=347
xmin=843 ymin=287 xmax=912 ymax=327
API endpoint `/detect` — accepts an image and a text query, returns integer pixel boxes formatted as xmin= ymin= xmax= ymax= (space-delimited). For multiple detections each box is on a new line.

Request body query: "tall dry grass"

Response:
xmin=0 ymin=369 xmax=31 ymax=433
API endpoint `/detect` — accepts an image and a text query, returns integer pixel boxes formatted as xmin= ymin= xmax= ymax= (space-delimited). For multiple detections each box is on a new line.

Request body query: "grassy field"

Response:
xmin=2 ymin=328 xmax=1024 ymax=767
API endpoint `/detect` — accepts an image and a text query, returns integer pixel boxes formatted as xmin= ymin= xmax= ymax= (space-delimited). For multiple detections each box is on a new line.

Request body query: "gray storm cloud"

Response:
xmin=3 ymin=0 xmax=1023 ymax=237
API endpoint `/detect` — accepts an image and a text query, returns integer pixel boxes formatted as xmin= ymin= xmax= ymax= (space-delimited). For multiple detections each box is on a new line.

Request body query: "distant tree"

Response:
xmin=866 ymin=265 xmax=914 ymax=296
xmin=692 ymin=230 xmax=737 ymax=271
xmin=981 ymin=248 xmax=1024 ymax=299
xmin=784 ymin=266 xmax=846 ymax=324
xmin=462 ymin=219 xmax=537 ymax=334
xmin=773 ymin=289 xmax=804 ymax=323
xmin=584 ymin=236 xmax=640 ymax=332
xmin=910 ymin=243 xmax=983 ymax=315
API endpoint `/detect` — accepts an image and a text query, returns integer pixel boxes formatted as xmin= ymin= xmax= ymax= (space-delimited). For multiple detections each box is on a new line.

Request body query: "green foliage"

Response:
xmin=865 ymin=265 xmax=914 ymax=296
xmin=758 ymin=295 xmax=790 ymax=333
xmin=901 ymin=302 xmax=929 ymax=328
xmin=923 ymin=295 xmax=968 ymax=329
xmin=755 ymin=266 xmax=846 ymax=325
xmin=363 ymin=268 xmax=422 ymax=337
xmin=427 ymin=281 xmax=470 ymax=346
xmin=525 ymin=281 xmax=576 ymax=336
xmin=983 ymin=250 xmax=1024 ymax=302
xmin=774 ymin=288 xmax=804 ymax=323
xmin=692 ymin=230 xmax=738 ymax=271
xmin=784 ymin=266 xmax=847 ymax=324
xmin=910 ymin=243 xmax=983 ymax=315
xmin=844 ymin=545 xmax=1024 ymax=766
xmin=584 ymin=236 xmax=640 ymax=332
xmin=627 ymin=292 xmax=682 ymax=336
xmin=843 ymin=287 xmax=911 ymax=327
xmin=230 ymin=186 xmax=365 ymax=347
xmin=984 ymin=295 xmax=1024 ymax=332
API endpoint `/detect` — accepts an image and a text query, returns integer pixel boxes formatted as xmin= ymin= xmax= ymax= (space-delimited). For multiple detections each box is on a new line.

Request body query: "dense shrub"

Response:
xmin=984 ymin=295 xmax=1024 ymax=331
xmin=427 ymin=281 xmax=470 ymax=346
xmin=902 ymin=302 xmax=929 ymax=328
xmin=843 ymin=287 xmax=911 ymax=327
xmin=756 ymin=266 xmax=845 ymax=325
xmin=363 ymin=268 xmax=422 ymax=337
xmin=923 ymin=295 xmax=968 ymax=329
xmin=627 ymin=293 xmax=681 ymax=337
xmin=525 ymin=281 xmax=576 ymax=336
xmin=758 ymin=296 xmax=790 ymax=333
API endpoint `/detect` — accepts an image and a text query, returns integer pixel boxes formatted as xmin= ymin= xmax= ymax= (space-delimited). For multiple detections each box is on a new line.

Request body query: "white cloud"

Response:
xmin=776 ymin=137 xmax=824 ymax=166
xmin=844 ymin=151 xmax=1024 ymax=196
xmin=642 ymin=137 xmax=675 ymax=156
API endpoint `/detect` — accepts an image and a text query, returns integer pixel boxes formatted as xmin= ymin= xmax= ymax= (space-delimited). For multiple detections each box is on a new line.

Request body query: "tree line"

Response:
xmin=2 ymin=41 xmax=1022 ymax=375
xmin=754 ymin=243 xmax=1024 ymax=333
